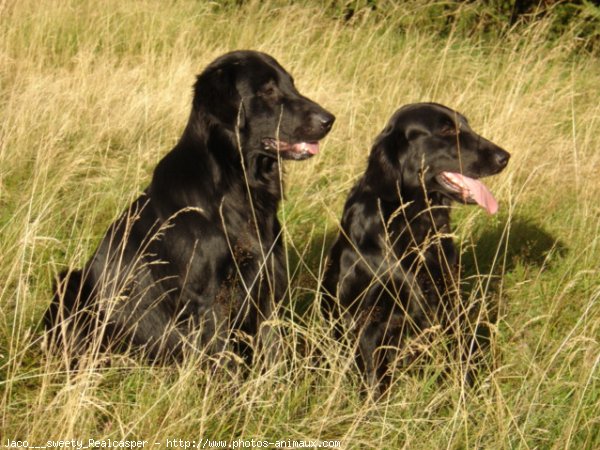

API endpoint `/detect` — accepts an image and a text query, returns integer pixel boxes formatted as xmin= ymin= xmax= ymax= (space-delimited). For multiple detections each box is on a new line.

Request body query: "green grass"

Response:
xmin=1 ymin=1 xmax=599 ymax=448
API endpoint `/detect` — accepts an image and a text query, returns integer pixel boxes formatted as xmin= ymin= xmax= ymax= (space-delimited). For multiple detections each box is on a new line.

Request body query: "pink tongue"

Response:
xmin=445 ymin=172 xmax=498 ymax=214
xmin=292 ymin=142 xmax=320 ymax=155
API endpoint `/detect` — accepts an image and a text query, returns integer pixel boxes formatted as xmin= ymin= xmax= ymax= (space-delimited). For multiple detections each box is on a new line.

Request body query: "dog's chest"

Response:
xmin=385 ymin=212 xmax=458 ymax=287
xmin=231 ymin=223 xmax=262 ymax=266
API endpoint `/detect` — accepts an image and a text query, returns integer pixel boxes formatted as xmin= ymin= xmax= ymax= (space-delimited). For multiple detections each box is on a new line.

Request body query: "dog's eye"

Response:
xmin=259 ymin=86 xmax=276 ymax=97
xmin=439 ymin=125 xmax=459 ymax=136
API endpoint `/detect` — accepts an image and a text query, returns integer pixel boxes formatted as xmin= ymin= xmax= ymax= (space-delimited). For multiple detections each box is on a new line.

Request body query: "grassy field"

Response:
xmin=1 ymin=1 xmax=599 ymax=448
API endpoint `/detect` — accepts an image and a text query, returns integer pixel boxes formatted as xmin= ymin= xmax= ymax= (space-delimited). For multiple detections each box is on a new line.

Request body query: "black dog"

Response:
xmin=44 ymin=50 xmax=335 ymax=362
xmin=322 ymin=103 xmax=509 ymax=389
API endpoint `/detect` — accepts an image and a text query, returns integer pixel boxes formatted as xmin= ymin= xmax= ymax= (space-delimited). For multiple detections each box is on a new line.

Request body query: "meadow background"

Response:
xmin=1 ymin=0 xmax=599 ymax=448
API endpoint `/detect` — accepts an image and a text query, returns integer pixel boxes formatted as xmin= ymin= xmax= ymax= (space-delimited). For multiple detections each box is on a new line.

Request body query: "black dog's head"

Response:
xmin=370 ymin=103 xmax=510 ymax=214
xmin=192 ymin=50 xmax=335 ymax=161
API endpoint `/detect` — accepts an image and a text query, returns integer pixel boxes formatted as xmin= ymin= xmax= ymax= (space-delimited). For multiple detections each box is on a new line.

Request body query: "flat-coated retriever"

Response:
xmin=44 ymin=50 xmax=335 ymax=362
xmin=322 ymin=103 xmax=509 ymax=390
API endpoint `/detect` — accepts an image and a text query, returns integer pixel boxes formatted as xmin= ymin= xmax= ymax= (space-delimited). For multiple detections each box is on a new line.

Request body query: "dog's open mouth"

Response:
xmin=261 ymin=138 xmax=320 ymax=160
xmin=437 ymin=171 xmax=498 ymax=214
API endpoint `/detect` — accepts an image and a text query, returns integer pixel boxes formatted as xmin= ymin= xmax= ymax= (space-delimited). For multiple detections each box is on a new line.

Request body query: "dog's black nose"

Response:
xmin=318 ymin=112 xmax=335 ymax=132
xmin=494 ymin=149 xmax=511 ymax=168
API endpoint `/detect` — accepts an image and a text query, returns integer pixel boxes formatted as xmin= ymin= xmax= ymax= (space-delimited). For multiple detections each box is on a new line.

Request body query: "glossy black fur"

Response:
xmin=44 ymin=50 xmax=335 ymax=362
xmin=322 ymin=103 xmax=509 ymax=389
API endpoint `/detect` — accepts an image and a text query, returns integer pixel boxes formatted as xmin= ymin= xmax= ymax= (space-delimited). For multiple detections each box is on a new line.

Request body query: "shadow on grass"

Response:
xmin=458 ymin=214 xmax=568 ymax=349
xmin=461 ymin=214 xmax=568 ymax=282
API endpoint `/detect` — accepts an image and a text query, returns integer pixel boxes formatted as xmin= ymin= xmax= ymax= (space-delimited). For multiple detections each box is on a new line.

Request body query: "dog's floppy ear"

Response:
xmin=366 ymin=120 xmax=408 ymax=196
xmin=192 ymin=65 xmax=246 ymax=130
xmin=367 ymin=110 xmax=430 ymax=195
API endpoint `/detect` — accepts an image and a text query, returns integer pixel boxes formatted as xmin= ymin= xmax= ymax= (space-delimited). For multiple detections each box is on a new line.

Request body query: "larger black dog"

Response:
xmin=322 ymin=103 xmax=509 ymax=389
xmin=45 ymin=50 xmax=335 ymax=361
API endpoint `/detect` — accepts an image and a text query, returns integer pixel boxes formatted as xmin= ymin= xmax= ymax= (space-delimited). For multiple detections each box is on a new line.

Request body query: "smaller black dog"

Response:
xmin=322 ymin=103 xmax=510 ymax=389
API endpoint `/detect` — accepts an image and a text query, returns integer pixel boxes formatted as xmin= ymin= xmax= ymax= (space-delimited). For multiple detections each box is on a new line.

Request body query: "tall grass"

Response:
xmin=1 ymin=1 xmax=599 ymax=448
